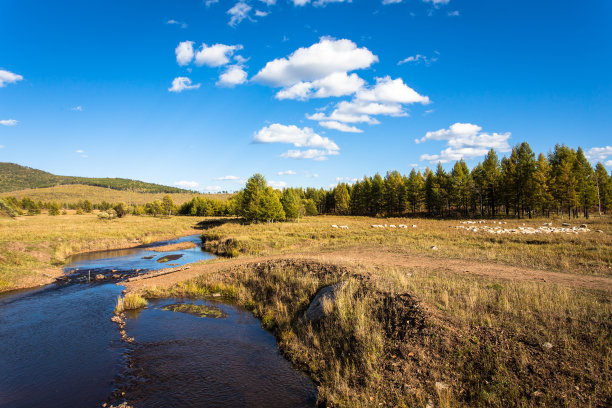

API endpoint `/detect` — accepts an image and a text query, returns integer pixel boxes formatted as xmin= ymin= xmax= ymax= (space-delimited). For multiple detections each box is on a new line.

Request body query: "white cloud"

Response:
xmin=0 ymin=145 xmax=4 ymax=149
xmin=269 ymin=180 xmax=287 ymax=189
xmin=423 ymin=0 xmax=450 ymax=5
xmin=204 ymin=185 xmax=223 ymax=192
xmin=0 ymin=69 xmax=23 ymax=87
xmin=217 ymin=65 xmax=248 ymax=87
xmin=356 ymin=76 xmax=430 ymax=104
xmin=255 ymin=10 xmax=269 ymax=17
xmin=174 ymin=180 xmax=200 ymax=189
xmin=253 ymin=37 xmax=378 ymax=87
xmin=278 ymin=170 xmax=297 ymax=175
xmin=168 ymin=77 xmax=201 ymax=92
xmin=75 ymin=149 xmax=84 ymax=153
xmin=167 ymin=19 xmax=188 ymax=28
xmin=0 ymin=119 xmax=18 ymax=126
xmin=606 ymin=160 xmax=612 ymax=167
xmin=75 ymin=149 xmax=87 ymax=158
xmin=254 ymin=123 xmax=339 ymax=151
xmin=307 ymin=76 xmax=429 ymax=128
xmin=382 ymin=0 xmax=402 ymax=4
xmin=292 ymin=0 xmax=353 ymax=5
xmin=398 ymin=52 xmax=439 ymax=65
xmin=175 ymin=41 xmax=195 ymax=66
xmin=585 ymin=146 xmax=612 ymax=161
xmin=195 ymin=43 xmax=243 ymax=67
xmin=448 ymin=10 xmax=460 ymax=16
xmin=228 ymin=2 xmax=252 ymax=27
xmin=281 ymin=148 xmax=338 ymax=161
xmin=275 ymin=72 xmax=365 ymax=100
xmin=260 ymin=0 xmax=277 ymax=5
xmin=417 ymin=123 xmax=511 ymax=163
xmin=319 ymin=120 xmax=363 ymax=133
xmin=215 ymin=175 xmax=241 ymax=181
xmin=71 ymin=106 xmax=83 ymax=111
xmin=205 ymin=0 xmax=219 ymax=6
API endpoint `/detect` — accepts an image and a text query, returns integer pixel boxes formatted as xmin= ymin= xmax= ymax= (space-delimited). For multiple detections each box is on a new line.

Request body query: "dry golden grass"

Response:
xmin=0 ymin=184 xmax=230 ymax=205
xmin=0 ymin=214 xmax=205 ymax=291
xmin=201 ymin=215 xmax=612 ymax=276
xmin=139 ymin=259 xmax=611 ymax=407
xmin=115 ymin=293 xmax=148 ymax=314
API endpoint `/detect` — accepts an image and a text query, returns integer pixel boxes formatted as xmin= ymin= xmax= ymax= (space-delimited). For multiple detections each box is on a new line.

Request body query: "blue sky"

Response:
xmin=1 ymin=0 xmax=611 ymax=192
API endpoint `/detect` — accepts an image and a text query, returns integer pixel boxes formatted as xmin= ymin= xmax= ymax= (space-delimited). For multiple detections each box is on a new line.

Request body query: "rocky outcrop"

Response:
xmin=304 ymin=281 xmax=348 ymax=323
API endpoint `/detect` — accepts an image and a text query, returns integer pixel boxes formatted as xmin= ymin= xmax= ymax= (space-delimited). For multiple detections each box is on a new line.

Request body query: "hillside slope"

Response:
xmin=0 ymin=162 xmax=192 ymax=194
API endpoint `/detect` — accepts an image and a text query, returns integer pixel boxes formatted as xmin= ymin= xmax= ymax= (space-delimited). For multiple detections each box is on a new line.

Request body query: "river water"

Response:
xmin=0 ymin=235 xmax=316 ymax=407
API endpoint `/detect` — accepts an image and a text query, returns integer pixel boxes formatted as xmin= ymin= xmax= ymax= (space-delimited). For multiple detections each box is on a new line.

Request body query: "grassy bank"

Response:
xmin=0 ymin=214 xmax=205 ymax=292
xmin=139 ymin=259 xmax=611 ymax=407
xmin=200 ymin=216 xmax=612 ymax=276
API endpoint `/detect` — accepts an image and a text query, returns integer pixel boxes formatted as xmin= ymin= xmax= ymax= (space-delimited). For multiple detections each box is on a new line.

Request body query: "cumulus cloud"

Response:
xmin=319 ymin=120 xmax=363 ymax=133
xmin=204 ymin=185 xmax=223 ymax=192
xmin=175 ymin=41 xmax=195 ymax=66
xmin=217 ymin=65 xmax=248 ymax=87
xmin=585 ymin=146 xmax=612 ymax=161
xmin=255 ymin=124 xmax=340 ymax=160
xmin=174 ymin=180 xmax=200 ymax=189
xmin=278 ymin=170 xmax=297 ymax=175
xmin=417 ymin=123 xmax=511 ymax=163
xmin=0 ymin=69 xmax=23 ymax=87
xmin=195 ymin=43 xmax=243 ymax=67
xmin=254 ymin=124 xmax=339 ymax=150
xmin=307 ymin=76 xmax=429 ymax=131
xmin=275 ymin=72 xmax=365 ymax=100
xmin=0 ymin=119 xmax=18 ymax=126
xmin=168 ymin=77 xmax=201 ymax=92
xmin=253 ymin=37 xmax=378 ymax=87
xmin=228 ymin=2 xmax=252 ymax=26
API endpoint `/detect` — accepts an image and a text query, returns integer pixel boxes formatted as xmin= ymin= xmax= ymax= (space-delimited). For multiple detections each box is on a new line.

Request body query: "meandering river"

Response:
xmin=0 ymin=235 xmax=316 ymax=407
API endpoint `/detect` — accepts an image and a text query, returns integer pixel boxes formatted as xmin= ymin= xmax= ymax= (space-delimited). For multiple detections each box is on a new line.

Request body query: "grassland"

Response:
xmin=0 ymin=184 xmax=230 ymax=205
xmin=200 ymin=215 xmax=612 ymax=277
xmin=126 ymin=214 xmax=611 ymax=407
xmin=0 ymin=213 xmax=205 ymax=291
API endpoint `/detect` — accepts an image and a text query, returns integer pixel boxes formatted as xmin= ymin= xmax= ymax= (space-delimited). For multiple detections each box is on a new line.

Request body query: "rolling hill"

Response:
xmin=0 ymin=162 xmax=193 ymax=194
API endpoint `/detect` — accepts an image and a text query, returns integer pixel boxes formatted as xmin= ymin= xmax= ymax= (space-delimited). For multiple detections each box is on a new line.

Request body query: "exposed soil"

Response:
xmin=125 ymin=246 xmax=612 ymax=293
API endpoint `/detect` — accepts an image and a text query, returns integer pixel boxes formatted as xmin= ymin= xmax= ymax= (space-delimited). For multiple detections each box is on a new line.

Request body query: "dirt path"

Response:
xmin=125 ymin=246 xmax=612 ymax=293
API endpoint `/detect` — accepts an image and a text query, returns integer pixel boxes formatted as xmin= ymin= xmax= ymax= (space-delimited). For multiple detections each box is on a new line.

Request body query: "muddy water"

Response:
xmin=118 ymin=299 xmax=317 ymax=407
xmin=0 ymin=235 xmax=316 ymax=407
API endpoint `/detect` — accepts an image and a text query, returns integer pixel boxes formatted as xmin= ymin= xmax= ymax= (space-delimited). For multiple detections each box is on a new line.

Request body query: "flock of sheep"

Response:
xmin=456 ymin=220 xmax=596 ymax=235
xmin=330 ymin=224 xmax=418 ymax=229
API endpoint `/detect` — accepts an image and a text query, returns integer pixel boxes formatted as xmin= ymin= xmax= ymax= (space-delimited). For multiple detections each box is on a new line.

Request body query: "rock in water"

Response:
xmin=304 ymin=281 xmax=348 ymax=323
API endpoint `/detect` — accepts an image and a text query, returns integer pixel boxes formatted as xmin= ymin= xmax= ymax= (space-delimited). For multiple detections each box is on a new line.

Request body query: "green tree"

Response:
xmin=334 ymin=183 xmax=351 ymax=215
xmin=594 ymin=162 xmax=609 ymax=215
xmin=257 ymin=187 xmax=285 ymax=222
xmin=281 ymin=189 xmax=300 ymax=220
xmin=162 ymin=195 xmax=175 ymax=216
xmin=240 ymin=174 xmax=267 ymax=221
xmin=114 ymin=202 xmax=129 ymax=218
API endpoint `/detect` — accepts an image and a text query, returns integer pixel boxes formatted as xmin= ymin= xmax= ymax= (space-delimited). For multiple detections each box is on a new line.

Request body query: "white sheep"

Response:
xmin=340 ymin=225 xmax=349 ymax=229
xmin=331 ymin=225 xmax=338 ymax=228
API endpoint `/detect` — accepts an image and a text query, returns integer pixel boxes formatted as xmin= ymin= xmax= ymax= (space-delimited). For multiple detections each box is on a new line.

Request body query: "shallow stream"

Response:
xmin=0 ymin=234 xmax=316 ymax=407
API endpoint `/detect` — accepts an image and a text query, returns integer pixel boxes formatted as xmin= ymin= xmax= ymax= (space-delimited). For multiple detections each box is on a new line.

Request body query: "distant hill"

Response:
xmin=0 ymin=163 xmax=193 ymax=194
xmin=0 ymin=184 xmax=230 ymax=205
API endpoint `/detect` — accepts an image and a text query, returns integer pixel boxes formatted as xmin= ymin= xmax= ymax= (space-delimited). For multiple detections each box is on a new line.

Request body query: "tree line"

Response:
xmin=235 ymin=143 xmax=611 ymax=221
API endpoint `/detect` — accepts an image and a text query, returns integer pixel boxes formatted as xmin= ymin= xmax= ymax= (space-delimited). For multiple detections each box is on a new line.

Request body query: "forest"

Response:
xmin=2 ymin=142 xmax=610 ymax=222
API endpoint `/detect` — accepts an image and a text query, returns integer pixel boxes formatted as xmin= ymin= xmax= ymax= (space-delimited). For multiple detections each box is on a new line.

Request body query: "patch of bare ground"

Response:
xmin=145 ymin=242 xmax=197 ymax=252
xmin=128 ymin=257 xmax=611 ymax=407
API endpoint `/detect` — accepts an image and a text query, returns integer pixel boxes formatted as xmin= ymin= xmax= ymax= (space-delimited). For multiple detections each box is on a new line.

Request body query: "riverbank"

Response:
xmin=121 ymin=216 xmax=611 ymax=407
xmin=0 ymin=214 xmax=208 ymax=292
